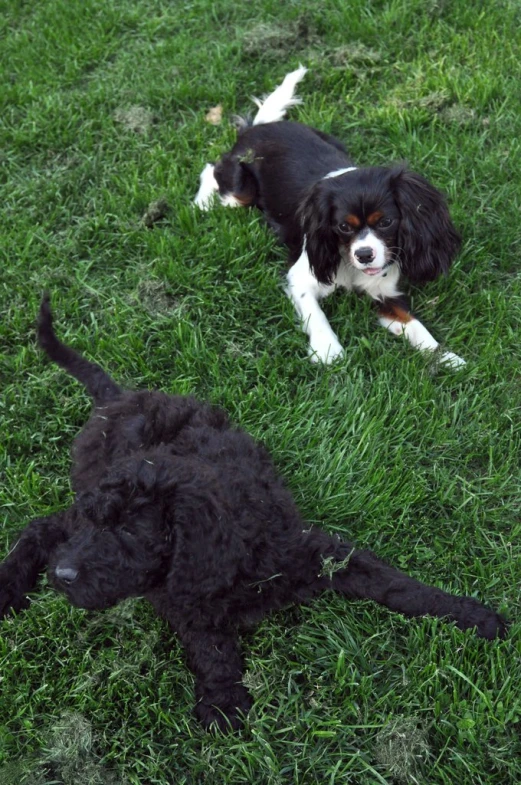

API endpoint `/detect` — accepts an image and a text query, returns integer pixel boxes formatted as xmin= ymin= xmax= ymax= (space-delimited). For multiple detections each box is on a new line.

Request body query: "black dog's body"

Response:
xmin=0 ymin=299 xmax=505 ymax=730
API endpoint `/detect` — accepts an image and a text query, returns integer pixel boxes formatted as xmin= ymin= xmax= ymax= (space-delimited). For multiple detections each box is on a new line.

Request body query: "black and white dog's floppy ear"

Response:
xmin=392 ymin=168 xmax=461 ymax=283
xmin=298 ymin=181 xmax=342 ymax=285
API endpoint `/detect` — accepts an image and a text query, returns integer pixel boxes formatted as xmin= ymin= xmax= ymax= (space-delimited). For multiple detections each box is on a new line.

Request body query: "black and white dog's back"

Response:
xmin=195 ymin=67 xmax=465 ymax=367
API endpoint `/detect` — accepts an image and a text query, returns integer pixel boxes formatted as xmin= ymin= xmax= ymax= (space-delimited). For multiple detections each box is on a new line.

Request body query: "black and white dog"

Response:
xmin=195 ymin=67 xmax=465 ymax=367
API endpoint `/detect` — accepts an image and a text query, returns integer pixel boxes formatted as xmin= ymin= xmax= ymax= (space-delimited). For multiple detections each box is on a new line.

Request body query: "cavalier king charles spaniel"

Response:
xmin=195 ymin=67 xmax=465 ymax=367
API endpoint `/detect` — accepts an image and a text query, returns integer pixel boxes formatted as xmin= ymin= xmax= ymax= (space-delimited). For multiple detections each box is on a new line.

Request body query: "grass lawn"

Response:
xmin=1 ymin=0 xmax=520 ymax=782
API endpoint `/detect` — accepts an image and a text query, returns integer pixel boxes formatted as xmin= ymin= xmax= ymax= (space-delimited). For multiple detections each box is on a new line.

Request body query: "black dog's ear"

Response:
xmin=391 ymin=168 xmax=461 ymax=283
xmin=298 ymin=181 xmax=342 ymax=285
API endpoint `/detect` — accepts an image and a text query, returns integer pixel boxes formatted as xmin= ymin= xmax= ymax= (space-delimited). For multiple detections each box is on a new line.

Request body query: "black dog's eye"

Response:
xmin=338 ymin=222 xmax=354 ymax=235
xmin=378 ymin=217 xmax=394 ymax=229
xmin=120 ymin=528 xmax=135 ymax=538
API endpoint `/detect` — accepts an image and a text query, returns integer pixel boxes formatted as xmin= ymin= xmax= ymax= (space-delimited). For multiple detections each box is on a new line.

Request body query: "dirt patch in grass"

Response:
xmin=388 ymin=89 xmax=478 ymax=126
xmin=141 ymin=197 xmax=170 ymax=228
xmin=241 ymin=18 xmax=319 ymax=60
xmin=375 ymin=716 xmax=430 ymax=784
xmin=330 ymin=42 xmax=384 ymax=68
xmin=439 ymin=104 xmax=477 ymax=125
xmin=13 ymin=712 xmax=125 ymax=785
xmin=135 ymin=279 xmax=178 ymax=317
xmin=242 ymin=28 xmax=387 ymax=80
xmin=113 ymin=105 xmax=157 ymax=134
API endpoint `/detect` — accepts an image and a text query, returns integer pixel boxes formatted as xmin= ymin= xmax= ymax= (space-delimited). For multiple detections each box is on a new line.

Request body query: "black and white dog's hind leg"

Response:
xmin=194 ymin=66 xmax=308 ymax=210
xmin=193 ymin=162 xmax=221 ymax=211
xmin=194 ymin=162 xmax=254 ymax=211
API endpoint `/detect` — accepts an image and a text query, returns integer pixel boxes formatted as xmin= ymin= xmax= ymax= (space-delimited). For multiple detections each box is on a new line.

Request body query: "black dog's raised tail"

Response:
xmin=37 ymin=295 xmax=122 ymax=405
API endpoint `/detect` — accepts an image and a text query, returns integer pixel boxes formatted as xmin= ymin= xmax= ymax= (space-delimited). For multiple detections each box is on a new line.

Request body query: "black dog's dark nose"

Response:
xmin=55 ymin=565 xmax=79 ymax=584
xmin=354 ymin=246 xmax=375 ymax=263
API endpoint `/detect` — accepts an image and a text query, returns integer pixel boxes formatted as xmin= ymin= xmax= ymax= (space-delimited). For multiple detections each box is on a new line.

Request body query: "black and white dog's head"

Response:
xmin=299 ymin=165 xmax=461 ymax=285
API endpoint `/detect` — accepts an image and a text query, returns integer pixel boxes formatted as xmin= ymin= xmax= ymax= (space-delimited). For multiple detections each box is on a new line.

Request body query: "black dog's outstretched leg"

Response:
xmin=330 ymin=546 xmax=506 ymax=640
xmin=0 ymin=515 xmax=66 ymax=618
xmin=176 ymin=623 xmax=252 ymax=731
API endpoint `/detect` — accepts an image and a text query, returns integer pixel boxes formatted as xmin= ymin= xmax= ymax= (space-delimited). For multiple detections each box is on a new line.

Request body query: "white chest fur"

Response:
xmin=334 ymin=257 xmax=402 ymax=302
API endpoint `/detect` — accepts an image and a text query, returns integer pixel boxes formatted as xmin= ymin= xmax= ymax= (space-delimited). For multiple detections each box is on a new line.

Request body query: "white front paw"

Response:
xmin=439 ymin=351 xmax=466 ymax=369
xmin=308 ymin=335 xmax=344 ymax=364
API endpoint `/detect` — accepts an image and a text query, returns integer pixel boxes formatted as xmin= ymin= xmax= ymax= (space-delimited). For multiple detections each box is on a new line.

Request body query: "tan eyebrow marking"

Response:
xmin=367 ymin=211 xmax=384 ymax=226
xmin=345 ymin=214 xmax=361 ymax=228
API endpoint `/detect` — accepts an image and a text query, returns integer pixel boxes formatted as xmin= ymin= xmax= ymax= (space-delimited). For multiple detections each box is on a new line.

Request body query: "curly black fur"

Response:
xmin=0 ymin=297 xmax=506 ymax=731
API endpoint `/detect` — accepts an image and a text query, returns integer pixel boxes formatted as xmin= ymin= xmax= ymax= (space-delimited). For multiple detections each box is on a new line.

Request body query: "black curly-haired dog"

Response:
xmin=0 ymin=297 xmax=506 ymax=730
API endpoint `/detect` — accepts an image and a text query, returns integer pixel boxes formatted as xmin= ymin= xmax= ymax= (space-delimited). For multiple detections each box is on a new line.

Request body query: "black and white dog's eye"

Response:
xmin=378 ymin=217 xmax=394 ymax=228
xmin=338 ymin=222 xmax=354 ymax=235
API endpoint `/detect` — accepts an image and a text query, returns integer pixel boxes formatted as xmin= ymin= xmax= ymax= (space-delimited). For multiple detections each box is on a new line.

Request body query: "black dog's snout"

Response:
xmin=354 ymin=246 xmax=375 ymax=263
xmin=55 ymin=565 xmax=79 ymax=584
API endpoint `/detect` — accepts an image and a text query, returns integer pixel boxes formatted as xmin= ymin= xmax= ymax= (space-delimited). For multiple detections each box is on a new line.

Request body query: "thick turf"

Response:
xmin=0 ymin=1 xmax=520 ymax=783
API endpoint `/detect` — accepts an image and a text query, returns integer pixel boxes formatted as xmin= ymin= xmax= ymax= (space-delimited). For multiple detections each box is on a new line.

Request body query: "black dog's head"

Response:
xmin=298 ymin=166 xmax=461 ymax=285
xmin=48 ymin=458 xmax=177 ymax=610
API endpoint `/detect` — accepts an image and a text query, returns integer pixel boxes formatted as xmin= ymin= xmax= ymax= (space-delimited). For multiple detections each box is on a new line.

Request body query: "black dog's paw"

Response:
xmin=474 ymin=611 xmax=508 ymax=640
xmin=0 ymin=585 xmax=31 ymax=620
xmin=194 ymin=686 xmax=253 ymax=732
xmin=456 ymin=601 xmax=508 ymax=640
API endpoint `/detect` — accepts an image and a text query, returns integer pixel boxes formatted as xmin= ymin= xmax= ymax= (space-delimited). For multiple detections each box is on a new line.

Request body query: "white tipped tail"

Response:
xmin=252 ymin=66 xmax=308 ymax=125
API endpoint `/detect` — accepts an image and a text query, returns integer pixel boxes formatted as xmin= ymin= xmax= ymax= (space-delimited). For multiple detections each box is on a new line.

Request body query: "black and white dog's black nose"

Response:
xmin=55 ymin=565 xmax=79 ymax=584
xmin=354 ymin=246 xmax=375 ymax=263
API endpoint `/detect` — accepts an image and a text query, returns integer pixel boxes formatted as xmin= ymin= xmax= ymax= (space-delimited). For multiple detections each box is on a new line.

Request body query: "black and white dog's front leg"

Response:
xmin=0 ymin=514 xmax=67 ymax=618
xmin=286 ymin=247 xmax=344 ymax=364
xmin=377 ymin=296 xmax=466 ymax=368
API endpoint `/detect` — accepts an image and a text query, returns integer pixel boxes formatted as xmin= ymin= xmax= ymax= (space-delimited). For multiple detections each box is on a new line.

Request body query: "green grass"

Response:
xmin=1 ymin=0 xmax=520 ymax=782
